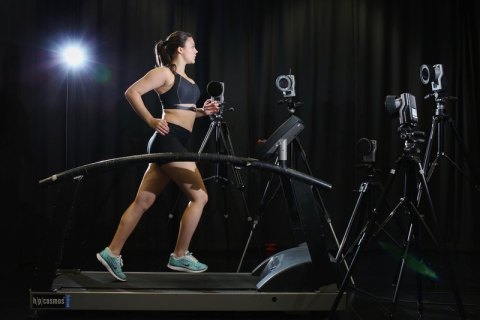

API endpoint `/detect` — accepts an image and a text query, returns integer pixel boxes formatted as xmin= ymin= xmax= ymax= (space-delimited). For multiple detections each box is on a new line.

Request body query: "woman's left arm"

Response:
xmin=196 ymin=99 xmax=220 ymax=118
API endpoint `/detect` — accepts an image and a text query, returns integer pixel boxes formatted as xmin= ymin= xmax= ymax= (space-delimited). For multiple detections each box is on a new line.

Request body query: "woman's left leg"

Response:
xmin=160 ymin=161 xmax=208 ymax=257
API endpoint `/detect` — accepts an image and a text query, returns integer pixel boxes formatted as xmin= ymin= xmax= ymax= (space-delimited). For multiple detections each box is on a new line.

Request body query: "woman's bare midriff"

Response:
xmin=163 ymin=108 xmax=197 ymax=132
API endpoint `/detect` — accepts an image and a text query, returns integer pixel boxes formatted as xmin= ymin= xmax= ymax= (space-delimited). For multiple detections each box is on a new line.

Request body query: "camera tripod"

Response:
xmin=145 ymin=105 xmax=252 ymax=271
xmin=334 ymin=162 xmax=404 ymax=287
xmin=198 ymin=107 xmax=253 ymax=264
xmin=327 ymin=130 xmax=466 ymax=320
xmin=419 ymin=91 xmax=480 ymax=204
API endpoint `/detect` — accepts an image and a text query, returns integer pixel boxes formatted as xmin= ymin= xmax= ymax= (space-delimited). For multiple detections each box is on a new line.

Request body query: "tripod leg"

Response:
xmin=293 ymin=137 xmax=355 ymax=280
xmin=294 ymin=137 xmax=331 ymax=220
xmin=335 ymin=183 xmax=367 ymax=262
xmin=334 ymin=182 xmax=379 ymax=286
xmin=221 ymin=179 xmax=231 ymax=266
xmin=448 ymin=118 xmax=480 ymax=189
xmin=220 ymin=122 xmax=244 ymax=188
xmin=374 ymin=182 xmax=407 ymax=247
xmin=417 ymin=154 xmax=442 ymax=206
xmin=391 ymin=222 xmax=414 ymax=317
xmin=368 ymin=201 xmax=404 ymax=240
xmin=422 ymin=116 xmax=439 ymax=174
xmin=415 ymin=158 xmax=467 ymax=319
xmin=237 ymin=172 xmax=278 ymax=272
xmin=444 ymin=153 xmax=479 ymax=187
xmin=198 ymin=121 xmax=216 ymax=154
xmin=413 ymin=212 xmax=424 ymax=317
xmin=213 ymin=121 xmax=258 ymax=271
xmin=327 ymin=219 xmax=376 ymax=319
xmin=328 ymin=158 xmax=403 ymax=318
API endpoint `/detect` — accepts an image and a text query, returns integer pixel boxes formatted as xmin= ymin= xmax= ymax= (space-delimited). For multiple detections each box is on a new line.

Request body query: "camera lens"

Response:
xmin=385 ymin=95 xmax=399 ymax=118
xmin=206 ymin=81 xmax=223 ymax=97
xmin=420 ymin=64 xmax=435 ymax=85
xmin=357 ymin=138 xmax=373 ymax=156
xmin=276 ymin=75 xmax=292 ymax=91
xmin=421 ymin=69 xmax=429 ymax=82
xmin=278 ymin=78 xmax=289 ymax=89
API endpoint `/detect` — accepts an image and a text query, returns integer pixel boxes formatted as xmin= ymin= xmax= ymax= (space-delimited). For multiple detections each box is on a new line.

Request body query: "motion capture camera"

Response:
xmin=276 ymin=74 xmax=296 ymax=98
xmin=420 ymin=64 xmax=446 ymax=92
xmin=385 ymin=93 xmax=418 ymax=127
xmin=206 ymin=81 xmax=225 ymax=104
xmin=357 ymin=138 xmax=377 ymax=163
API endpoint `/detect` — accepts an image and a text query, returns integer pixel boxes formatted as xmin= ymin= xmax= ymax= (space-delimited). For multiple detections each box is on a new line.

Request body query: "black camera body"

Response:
xmin=357 ymin=138 xmax=377 ymax=163
xmin=420 ymin=64 xmax=446 ymax=92
xmin=385 ymin=93 xmax=418 ymax=128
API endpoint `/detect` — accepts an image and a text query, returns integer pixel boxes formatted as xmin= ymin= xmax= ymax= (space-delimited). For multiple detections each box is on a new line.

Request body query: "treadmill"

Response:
xmin=30 ymin=118 xmax=346 ymax=312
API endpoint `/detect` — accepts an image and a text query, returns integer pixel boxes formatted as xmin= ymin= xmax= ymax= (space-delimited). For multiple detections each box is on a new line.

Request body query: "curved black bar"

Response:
xmin=39 ymin=153 xmax=332 ymax=190
xmin=249 ymin=161 xmax=332 ymax=190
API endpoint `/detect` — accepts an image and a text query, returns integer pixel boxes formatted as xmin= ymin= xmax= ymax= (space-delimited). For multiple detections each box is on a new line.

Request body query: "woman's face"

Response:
xmin=180 ymin=37 xmax=198 ymax=64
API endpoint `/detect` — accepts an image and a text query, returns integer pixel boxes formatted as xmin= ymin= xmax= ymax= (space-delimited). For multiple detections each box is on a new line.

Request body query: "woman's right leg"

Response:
xmin=98 ymin=163 xmax=170 ymax=280
xmin=108 ymin=163 xmax=171 ymax=255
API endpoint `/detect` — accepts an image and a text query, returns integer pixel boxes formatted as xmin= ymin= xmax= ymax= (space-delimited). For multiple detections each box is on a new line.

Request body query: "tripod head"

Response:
xmin=398 ymin=124 xmax=425 ymax=143
xmin=209 ymin=102 xmax=234 ymax=122
xmin=424 ymin=91 xmax=458 ymax=113
xmin=398 ymin=124 xmax=425 ymax=160
xmin=277 ymin=97 xmax=304 ymax=114
xmin=356 ymin=163 xmax=382 ymax=182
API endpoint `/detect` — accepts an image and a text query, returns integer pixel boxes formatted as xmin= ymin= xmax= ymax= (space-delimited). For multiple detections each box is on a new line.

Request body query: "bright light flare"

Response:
xmin=63 ymin=47 xmax=85 ymax=67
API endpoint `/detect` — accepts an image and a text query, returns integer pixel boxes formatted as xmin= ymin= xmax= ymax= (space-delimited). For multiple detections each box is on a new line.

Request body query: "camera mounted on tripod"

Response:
xmin=420 ymin=64 xmax=446 ymax=92
xmin=275 ymin=72 xmax=303 ymax=113
xmin=385 ymin=93 xmax=424 ymax=144
xmin=420 ymin=64 xmax=458 ymax=104
xmin=357 ymin=138 xmax=377 ymax=163
xmin=207 ymin=80 xmax=230 ymax=120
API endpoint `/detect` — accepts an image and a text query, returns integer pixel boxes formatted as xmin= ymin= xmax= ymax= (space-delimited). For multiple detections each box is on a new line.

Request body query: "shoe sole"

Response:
xmin=96 ymin=253 xmax=127 ymax=281
xmin=167 ymin=264 xmax=208 ymax=273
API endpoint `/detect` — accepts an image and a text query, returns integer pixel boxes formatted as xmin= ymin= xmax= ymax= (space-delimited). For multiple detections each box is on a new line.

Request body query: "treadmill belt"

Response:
xmin=54 ymin=272 xmax=259 ymax=290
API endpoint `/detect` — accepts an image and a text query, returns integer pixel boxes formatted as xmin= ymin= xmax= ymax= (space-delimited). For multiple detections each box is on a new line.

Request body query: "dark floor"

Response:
xmin=2 ymin=247 xmax=480 ymax=320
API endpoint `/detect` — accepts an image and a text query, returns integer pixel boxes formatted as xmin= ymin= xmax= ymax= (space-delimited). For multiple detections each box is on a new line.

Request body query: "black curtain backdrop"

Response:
xmin=1 ymin=0 xmax=479 ymax=274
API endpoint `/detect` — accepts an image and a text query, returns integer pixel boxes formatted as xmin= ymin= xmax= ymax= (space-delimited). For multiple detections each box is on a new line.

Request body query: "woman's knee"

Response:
xmin=133 ymin=191 xmax=156 ymax=212
xmin=192 ymin=189 xmax=208 ymax=206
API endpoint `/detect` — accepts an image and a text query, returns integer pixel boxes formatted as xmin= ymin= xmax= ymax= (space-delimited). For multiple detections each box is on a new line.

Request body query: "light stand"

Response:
xmin=65 ymin=71 xmax=69 ymax=171
xmin=63 ymin=46 xmax=85 ymax=170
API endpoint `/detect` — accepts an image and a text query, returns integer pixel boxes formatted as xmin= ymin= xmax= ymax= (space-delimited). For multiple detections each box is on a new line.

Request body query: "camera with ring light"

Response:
xmin=276 ymin=74 xmax=296 ymax=98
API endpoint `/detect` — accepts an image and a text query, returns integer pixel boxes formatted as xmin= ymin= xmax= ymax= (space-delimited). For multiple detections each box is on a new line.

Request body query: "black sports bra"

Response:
xmin=159 ymin=73 xmax=200 ymax=112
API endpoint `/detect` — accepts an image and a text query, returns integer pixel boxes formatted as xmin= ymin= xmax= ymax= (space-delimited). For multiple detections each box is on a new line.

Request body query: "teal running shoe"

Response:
xmin=167 ymin=251 xmax=208 ymax=273
xmin=96 ymin=247 xmax=127 ymax=281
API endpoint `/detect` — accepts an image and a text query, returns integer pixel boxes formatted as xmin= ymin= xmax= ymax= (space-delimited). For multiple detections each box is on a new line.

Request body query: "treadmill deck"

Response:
xmin=30 ymin=271 xmax=346 ymax=311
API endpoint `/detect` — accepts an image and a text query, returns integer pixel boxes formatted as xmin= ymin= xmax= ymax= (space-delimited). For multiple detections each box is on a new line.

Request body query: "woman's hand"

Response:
xmin=150 ymin=118 xmax=169 ymax=136
xmin=202 ymin=99 xmax=219 ymax=115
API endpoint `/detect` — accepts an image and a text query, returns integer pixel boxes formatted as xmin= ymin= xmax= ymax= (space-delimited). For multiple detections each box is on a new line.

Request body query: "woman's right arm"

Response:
xmin=125 ymin=68 xmax=171 ymax=135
